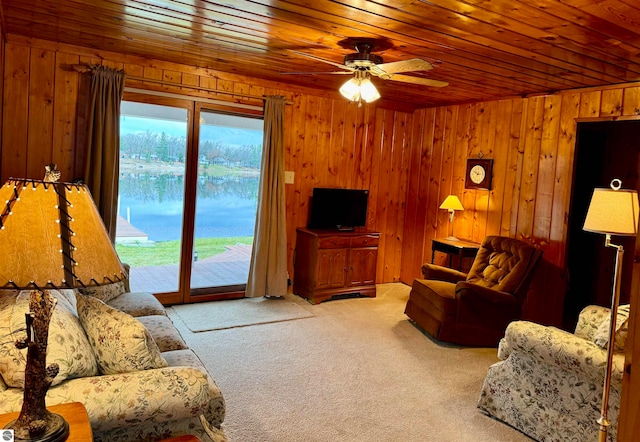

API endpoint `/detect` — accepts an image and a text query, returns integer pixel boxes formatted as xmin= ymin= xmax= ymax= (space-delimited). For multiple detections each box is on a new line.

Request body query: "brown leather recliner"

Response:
xmin=405 ymin=235 xmax=543 ymax=347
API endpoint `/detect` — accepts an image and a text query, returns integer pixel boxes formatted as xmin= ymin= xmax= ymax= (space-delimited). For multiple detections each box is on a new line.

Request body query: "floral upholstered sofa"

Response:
xmin=478 ymin=304 xmax=629 ymax=442
xmin=0 ymin=278 xmax=226 ymax=442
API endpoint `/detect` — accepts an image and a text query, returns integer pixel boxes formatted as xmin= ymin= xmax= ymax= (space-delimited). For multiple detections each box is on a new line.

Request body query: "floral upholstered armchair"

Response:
xmin=478 ymin=304 xmax=629 ymax=442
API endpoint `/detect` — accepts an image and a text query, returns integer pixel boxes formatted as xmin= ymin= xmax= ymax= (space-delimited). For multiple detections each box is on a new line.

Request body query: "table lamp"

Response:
xmin=439 ymin=195 xmax=464 ymax=241
xmin=583 ymin=178 xmax=639 ymax=442
xmin=0 ymin=168 xmax=126 ymax=441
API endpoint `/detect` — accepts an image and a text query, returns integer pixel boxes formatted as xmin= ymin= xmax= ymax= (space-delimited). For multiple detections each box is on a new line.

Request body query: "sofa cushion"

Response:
xmin=78 ymin=281 xmax=126 ymax=303
xmin=107 ymin=291 xmax=167 ymax=317
xmin=76 ymin=294 xmax=167 ymax=375
xmin=163 ymin=348 xmax=207 ymax=369
xmin=575 ymin=305 xmax=611 ymax=340
xmin=137 ymin=315 xmax=188 ymax=352
xmin=0 ymin=289 xmax=98 ymax=388
xmin=593 ymin=304 xmax=630 ymax=352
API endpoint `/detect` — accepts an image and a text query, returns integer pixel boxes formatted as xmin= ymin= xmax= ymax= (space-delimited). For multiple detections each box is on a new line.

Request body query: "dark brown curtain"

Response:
xmin=83 ymin=65 xmax=126 ymax=243
xmin=246 ymin=96 xmax=288 ymax=298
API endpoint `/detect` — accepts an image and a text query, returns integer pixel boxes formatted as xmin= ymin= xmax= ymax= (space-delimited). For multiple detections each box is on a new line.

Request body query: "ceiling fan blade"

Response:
xmin=371 ymin=59 xmax=433 ymax=76
xmin=292 ymin=51 xmax=353 ymax=71
xmin=386 ymin=74 xmax=449 ymax=87
xmin=280 ymin=71 xmax=353 ymax=75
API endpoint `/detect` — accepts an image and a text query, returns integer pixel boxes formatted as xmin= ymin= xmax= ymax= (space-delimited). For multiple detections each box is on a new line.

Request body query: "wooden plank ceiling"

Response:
xmin=1 ymin=0 xmax=640 ymax=110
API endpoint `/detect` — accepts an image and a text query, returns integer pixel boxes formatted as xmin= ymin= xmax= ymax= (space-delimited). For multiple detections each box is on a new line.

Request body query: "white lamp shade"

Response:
xmin=439 ymin=195 xmax=464 ymax=211
xmin=359 ymin=78 xmax=380 ymax=103
xmin=583 ymin=187 xmax=639 ymax=236
xmin=0 ymin=179 xmax=126 ymax=289
xmin=339 ymin=75 xmax=381 ymax=103
xmin=339 ymin=78 xmax=361 ymax=101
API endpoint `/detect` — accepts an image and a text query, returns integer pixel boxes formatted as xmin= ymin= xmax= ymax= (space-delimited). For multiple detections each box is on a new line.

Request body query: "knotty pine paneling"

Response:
xmin=4 ymin=33 xmax=640 ymax=441
xmin=0 ymin=36 xmax=411 ymax=290
xmin=400 ymin=87 xmax=640 ymax=329
xmin=0 ymin=27 xmax=3 ymax=174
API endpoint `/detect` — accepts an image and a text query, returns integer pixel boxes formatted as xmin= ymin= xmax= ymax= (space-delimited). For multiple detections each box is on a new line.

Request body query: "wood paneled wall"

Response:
xmin=0 ymin=26 xmax=4 ymax=173
xmin=0 ymin=36 xmax=412 ymax=286
xmin=396 ymin=86 xmax=640 ymax=440
xmin=5 ymin=36 xmax=640 ymax=313
xmin=2 ymin=34 xmax=640 ymax=441
xmin=400 ymin=88 xmax=640 ymax=327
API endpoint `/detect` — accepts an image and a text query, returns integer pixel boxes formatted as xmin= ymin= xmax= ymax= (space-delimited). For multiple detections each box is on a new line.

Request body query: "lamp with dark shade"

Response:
xmin=583 ymin=178 xmax=639 ymax=442
xmin=0 ymin=171 xmax=126 ymax=442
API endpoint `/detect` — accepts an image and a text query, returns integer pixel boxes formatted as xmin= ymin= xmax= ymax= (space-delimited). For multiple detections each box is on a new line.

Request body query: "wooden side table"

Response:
xmin=431 ymin=238 xmax=481 ymax=271
xmin=0 ymin=402 xmax=93 ymax=441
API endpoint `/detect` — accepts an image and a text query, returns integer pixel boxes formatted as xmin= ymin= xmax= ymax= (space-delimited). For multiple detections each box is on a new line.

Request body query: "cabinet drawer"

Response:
xmin=318 ymin=236 xmax=350 ymax=249
xmin=350 ymin=235 xmax=379 ymax=248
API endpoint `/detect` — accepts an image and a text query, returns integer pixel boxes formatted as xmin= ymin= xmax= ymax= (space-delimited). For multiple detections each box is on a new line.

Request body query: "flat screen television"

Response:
xmin=308 ymin=187 xmax=369 ymax=230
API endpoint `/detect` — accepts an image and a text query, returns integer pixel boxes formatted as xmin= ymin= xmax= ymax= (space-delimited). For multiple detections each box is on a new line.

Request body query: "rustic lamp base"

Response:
xmin=7 ymin=413 xmax=69 ymax=442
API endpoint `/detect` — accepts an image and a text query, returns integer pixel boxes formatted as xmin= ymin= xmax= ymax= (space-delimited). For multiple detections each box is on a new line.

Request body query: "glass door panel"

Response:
xmin=190 ymin=109 xmax=263 ymax=292
xmin=115 ymin=101 xmax=189 ymax=295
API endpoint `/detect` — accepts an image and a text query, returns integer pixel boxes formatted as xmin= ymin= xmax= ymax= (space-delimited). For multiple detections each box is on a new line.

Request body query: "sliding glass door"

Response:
xmin=190 ymin=108 xmax=263 ymax=293
xmin=116 ymin=101 xmax=188 ymax=294
xmin=115 ymin=97 xmax=263 ymax=303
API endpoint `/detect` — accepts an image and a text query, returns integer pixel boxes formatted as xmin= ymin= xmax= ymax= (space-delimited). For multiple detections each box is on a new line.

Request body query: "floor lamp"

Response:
xmin=0 ymin=173 xmax=126 ymax=441
xmin=439 ymin=195 xmax=464 ymax=241
xmin=583 ymin=178 xmax=639 ymax=442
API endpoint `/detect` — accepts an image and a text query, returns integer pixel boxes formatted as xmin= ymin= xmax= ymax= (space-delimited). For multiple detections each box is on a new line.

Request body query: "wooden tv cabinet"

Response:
xmin=293 ymin=228 xmax=379 ymax=304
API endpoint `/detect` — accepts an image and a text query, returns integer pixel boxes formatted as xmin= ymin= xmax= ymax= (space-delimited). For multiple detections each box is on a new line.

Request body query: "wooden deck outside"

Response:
xmin=116 ymin=215 xmax=148 ymax=242
xmin=116 ymin=216 xmax=252 ymax=295
xmin=127 ymin=244 xmax=252 ymax=294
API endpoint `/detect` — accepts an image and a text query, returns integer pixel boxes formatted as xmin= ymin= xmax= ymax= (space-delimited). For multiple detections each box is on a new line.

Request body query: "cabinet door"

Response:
xmin=348 ymin=248 xmax=378 ymax=286
xmin=316 ymin=249 xmax=348 ymax=289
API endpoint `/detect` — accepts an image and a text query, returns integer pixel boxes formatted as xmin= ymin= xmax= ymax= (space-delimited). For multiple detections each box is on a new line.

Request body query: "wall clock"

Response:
xmin=465 ymin=158 xmax=493 ymax=190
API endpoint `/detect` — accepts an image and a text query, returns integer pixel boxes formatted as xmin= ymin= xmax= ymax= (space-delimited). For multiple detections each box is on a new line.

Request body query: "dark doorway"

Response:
xmin=564 ymin=120 xmax=640 ymax=329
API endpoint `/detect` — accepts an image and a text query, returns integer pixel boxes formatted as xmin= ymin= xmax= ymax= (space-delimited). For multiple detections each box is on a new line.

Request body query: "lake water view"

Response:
xmin=118 ymin=172 xmax=259 ymax=242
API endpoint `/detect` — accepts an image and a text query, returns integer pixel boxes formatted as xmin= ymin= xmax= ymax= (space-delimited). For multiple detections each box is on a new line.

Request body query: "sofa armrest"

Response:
xmin=108 ymin=291 xmax=167 ymax=317
xmin=0 ymin=366 xmax=224 ymax=432
xmin=421 ymin=263 xmax=467 ymax=283
xmin=504 ymin=320 xmax=624 ymax=388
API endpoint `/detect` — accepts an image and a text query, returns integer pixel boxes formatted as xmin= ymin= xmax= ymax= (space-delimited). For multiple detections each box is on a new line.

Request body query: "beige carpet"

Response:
xmin=170 ymin=295 xmax=314 ymax=332
xmin=167 ymin=283 xmax=534 ymax=442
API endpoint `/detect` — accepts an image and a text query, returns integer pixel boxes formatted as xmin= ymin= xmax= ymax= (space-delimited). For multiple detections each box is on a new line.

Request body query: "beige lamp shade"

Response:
xmin=0 ymin=179 xmax=126 ymax=289
xmin=583 ymin=185 xmax=639 ymax=236
xmin=439 ymin=195 xmax=464 ymax=211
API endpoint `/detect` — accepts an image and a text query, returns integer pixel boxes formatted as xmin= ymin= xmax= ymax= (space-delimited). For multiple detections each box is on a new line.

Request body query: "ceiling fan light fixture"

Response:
xmin=359 ymin=78 xmax=380 ymax=103
xmin=293 ymin=40 xmax=447 ymax=102
xmin=339 ymin=77 xmax=362 ymax=101
xmin=339 ymin=72 xmax=380 ymax=103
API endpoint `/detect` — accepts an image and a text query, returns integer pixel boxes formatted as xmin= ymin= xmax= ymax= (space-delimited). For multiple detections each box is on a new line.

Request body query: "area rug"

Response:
xmin=169 ymin=294 xmax=314 ymax=332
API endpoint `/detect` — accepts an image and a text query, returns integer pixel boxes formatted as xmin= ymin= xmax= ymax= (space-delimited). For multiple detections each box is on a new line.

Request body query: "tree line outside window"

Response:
xmin=120 ymin=131 xmax=262 ymax=169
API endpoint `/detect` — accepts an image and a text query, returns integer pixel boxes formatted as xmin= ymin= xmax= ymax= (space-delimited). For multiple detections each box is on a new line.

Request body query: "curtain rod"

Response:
xmin=71 ymin=64 xmax=292 ymax=104
xmin=124 ymin=87 xmax=264 ymax=111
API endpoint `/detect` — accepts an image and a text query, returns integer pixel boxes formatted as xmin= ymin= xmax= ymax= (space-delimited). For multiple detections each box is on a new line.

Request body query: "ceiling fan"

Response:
xmin=286 ymin=39 xmax=448 ymax=103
